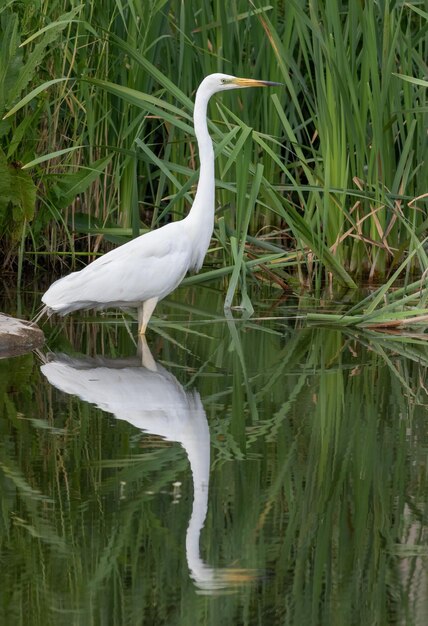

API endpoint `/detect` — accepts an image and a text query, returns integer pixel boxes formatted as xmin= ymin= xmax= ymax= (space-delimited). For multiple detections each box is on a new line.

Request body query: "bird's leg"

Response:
xmin=137 ymin=335 xmax=158 ymax=371
xmin=138 ymin=297 xmax=158 ymax=335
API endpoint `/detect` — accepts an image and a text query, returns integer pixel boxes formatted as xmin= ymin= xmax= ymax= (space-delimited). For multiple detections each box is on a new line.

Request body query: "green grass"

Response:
xmin=0 ymin=0 xmax=427 ymax=313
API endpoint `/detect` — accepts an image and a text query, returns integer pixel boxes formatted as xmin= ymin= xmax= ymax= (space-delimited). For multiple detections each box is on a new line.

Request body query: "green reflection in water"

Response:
xmin=0 ymin=286 xmax=428 ymax=625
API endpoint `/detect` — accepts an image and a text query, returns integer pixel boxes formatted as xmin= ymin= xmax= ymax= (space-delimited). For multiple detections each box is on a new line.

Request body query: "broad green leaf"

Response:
xmin=393 ymin=73 xmax=428 ymax=88
xmin=3 ymin=78 xmax=70 ymax=119
xmin=50 ymin=155 xmax=113 ymax=210
xmin=0 ymin=154 xmax=36 ymax=242
xmin=85 ymin=78 xmax=193 ymax=134
xmin=22 ymin=146 xmax=84 ymax=169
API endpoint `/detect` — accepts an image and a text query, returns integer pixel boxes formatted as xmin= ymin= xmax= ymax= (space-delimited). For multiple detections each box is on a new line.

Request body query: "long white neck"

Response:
xmin=185 ymin=87 xmax=215 ymax=271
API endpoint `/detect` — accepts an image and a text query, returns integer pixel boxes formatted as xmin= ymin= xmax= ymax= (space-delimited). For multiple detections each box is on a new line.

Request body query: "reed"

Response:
xmin=0 ymin=1 xmax=426 ymax=309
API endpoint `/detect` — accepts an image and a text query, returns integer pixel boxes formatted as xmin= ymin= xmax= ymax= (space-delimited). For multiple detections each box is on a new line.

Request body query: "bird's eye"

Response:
xmin=221 ymin=79 xmax=227 ymax=84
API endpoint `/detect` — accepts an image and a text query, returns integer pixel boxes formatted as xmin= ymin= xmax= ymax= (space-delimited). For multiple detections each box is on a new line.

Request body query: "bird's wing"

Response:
xmin=43 ymin=222 xmax=192 ymax=310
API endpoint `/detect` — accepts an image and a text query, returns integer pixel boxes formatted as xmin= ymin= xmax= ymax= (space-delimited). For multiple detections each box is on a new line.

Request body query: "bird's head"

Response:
xmin=197 ymin=73 xmax=282 ymax=98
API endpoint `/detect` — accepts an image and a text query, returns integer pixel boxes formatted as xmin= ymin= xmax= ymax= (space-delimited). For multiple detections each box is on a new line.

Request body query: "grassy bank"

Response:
xmin=0 ymin=0 xmax=427 ymax=307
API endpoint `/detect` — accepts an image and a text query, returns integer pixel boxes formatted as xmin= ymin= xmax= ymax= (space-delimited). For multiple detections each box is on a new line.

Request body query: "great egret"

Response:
xmin=41 ymin=73 xmax=279 ymax=334
xmin=41 ymin=340 xmax=256 ymax=592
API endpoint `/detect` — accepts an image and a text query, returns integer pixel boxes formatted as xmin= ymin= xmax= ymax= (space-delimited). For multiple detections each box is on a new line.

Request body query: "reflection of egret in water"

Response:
xmin=40 ymin=338 xmax=255 ymax=593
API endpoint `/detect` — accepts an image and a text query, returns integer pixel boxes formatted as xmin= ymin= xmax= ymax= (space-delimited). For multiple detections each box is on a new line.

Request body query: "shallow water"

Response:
xmin=1 ymin=285 xmax=428 ymax=625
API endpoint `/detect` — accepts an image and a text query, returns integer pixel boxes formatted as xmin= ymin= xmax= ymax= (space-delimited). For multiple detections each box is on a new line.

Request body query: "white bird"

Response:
xmin=41 ymin=339 xmax=256 ymax=592
xmin=41 ymin=73 xmax=279 ymax=334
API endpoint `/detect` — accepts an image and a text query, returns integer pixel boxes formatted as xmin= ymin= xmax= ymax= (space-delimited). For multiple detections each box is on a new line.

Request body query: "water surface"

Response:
xmin=1 ymin=285 xmax=428 ymax=625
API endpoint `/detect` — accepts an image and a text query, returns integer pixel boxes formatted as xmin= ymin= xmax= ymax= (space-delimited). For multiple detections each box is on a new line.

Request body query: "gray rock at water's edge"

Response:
xmin=0 ymin=313 xmax=45 ymax=358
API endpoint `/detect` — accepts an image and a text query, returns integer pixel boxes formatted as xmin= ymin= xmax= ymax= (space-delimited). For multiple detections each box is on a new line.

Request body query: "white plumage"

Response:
xmin=41 ymin=342 xmax=256 ymax=591
xmin=43 ymin=221 xmax=191 ymax=313
xmin=42 ymin=73 xmax=279 ymax=333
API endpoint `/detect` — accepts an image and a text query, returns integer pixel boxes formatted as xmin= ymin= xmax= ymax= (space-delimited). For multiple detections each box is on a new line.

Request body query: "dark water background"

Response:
xmin=1 ymin=283 xmax=428 ymax=625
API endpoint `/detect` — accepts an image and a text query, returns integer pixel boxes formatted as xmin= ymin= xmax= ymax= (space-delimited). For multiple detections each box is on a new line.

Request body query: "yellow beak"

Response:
xmin=232 ymin=78 xmax=282 ymax=88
